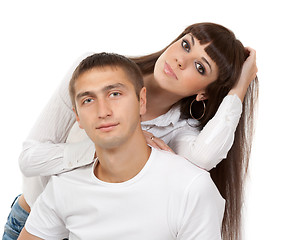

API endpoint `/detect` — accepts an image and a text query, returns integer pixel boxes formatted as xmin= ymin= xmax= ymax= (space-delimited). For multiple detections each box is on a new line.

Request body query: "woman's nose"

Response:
xmin=176 ymin=58 xmax=185 ymax=70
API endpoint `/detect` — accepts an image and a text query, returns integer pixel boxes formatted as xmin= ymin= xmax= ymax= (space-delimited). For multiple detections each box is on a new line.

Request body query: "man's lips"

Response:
xmin=97 ymin=123 xmax=119 ymax=132
xmin=164 ymin=62 xmax=177 ymax=79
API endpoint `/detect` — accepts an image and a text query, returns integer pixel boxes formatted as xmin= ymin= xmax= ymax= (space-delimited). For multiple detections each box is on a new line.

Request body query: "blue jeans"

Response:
xmin=2 ymin=195 xmax=29 ymax=240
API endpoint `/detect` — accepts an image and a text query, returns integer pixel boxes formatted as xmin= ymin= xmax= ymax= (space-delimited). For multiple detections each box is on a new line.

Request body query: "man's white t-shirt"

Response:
xmin=25 ymin=148 xmax=225 ymax=240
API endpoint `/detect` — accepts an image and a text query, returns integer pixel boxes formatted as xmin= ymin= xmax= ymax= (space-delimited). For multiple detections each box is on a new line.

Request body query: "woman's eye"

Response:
xmin=181 ymin=40 xmax=191 ymax=52
xmin=109 ymin=92 xmax=121 ymax=98
xmin=195 ymin=62 xmax=205 ymax=75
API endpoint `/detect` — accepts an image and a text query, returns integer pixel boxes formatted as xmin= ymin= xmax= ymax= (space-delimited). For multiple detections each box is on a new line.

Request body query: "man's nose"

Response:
xmin=97 ymin=100 xmax=112 ymax=118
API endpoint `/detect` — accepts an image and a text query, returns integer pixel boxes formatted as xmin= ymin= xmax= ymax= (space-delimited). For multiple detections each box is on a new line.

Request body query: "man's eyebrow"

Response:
xmin=102 ymin=83 xmax=127 ymax=92
xmin=76 ymin=91 xmax=95 ymax=100
xmin=76 ymin=83 xmax=128 ymax=100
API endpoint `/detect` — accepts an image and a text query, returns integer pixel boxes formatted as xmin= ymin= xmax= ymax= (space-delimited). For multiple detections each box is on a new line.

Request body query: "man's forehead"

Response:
xmin=77 ymin=67 xmax=131 ymax=85
xmin=75 ymin=68 xmax=134 ymax=97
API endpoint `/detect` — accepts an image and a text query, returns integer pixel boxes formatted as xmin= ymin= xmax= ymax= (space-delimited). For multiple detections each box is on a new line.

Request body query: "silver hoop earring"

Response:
xmin=189 ymin=99 xmax=206 ymax=121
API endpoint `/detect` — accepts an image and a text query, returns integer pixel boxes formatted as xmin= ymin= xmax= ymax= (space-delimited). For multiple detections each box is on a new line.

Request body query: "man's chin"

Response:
xmin=95 ymin=137 xmax=124 ymax=150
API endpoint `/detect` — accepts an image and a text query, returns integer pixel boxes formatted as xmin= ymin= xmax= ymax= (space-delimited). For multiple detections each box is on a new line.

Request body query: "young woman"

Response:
xmin=3 ymin=22 xmax=258 ymax=240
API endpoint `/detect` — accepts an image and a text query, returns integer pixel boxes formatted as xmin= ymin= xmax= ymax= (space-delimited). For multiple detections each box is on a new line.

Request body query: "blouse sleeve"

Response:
xmin=19 ymin=54 xmax=95 ymax=177
xmin=169 ymin=94 xmax=242 ymax=171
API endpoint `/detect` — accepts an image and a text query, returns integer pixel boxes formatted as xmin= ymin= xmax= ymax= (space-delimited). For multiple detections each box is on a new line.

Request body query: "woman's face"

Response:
xmin=154 ymin=34 xmax=219 ymax=99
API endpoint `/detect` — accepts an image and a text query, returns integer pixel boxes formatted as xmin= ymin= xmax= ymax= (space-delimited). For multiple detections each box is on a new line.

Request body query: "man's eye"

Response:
xmin=195 ymin=62 xmax=205 ymax=75
xmin=83 ymin=98 xmax=94 ymax=104
xmin=181 ymin=40 xmax=191 ymax=52
xmin=109 ymin=92 xmax=121 ymax=98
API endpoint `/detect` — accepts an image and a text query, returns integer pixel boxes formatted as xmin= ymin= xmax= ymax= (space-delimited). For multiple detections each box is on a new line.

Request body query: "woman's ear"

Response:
xmin=139 ymin=87 xmax=147 ymax=116
xmin=195 ymin=92 xmax=208 ymax=101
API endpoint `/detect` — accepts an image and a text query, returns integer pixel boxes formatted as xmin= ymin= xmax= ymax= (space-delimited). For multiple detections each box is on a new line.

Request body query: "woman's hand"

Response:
xmin=143 ymin=130 xmax=174 ymax=153
xmin=228 ymin=47 xmax=258 ymax=102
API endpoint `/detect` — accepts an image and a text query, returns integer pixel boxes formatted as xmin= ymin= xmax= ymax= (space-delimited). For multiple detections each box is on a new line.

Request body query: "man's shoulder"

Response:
xmin=50 ymin=162 xmax=94 ymax=186
xmin=150 ymin=148 xmax=223 ymax=205
xmin=153 ymin=148 xmax=203 ymax=169
xmin=151 ymin=148 xmax=208 ymax=182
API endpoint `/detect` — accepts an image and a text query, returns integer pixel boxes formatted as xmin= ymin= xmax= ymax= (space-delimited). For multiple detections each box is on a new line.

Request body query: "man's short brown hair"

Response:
xmin=69 ymin=52 xmax=144 ymax=110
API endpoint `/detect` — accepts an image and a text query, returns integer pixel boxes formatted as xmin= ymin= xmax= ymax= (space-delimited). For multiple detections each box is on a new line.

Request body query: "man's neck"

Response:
xmin=94 ymin=131 xmax=151 ymax=183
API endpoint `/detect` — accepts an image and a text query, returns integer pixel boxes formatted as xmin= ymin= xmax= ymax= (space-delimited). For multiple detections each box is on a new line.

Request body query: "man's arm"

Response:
xmin=18 ymin=227 xmax=43 ymax=240
xmin=21 ymin=177 xmax=69 ymax=239
xmin=178 ymin=172 xmax=225 ymax=240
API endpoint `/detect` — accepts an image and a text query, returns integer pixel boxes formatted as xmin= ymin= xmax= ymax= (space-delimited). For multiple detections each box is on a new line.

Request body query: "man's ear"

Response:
xmin=139 ymin=87 xmax=147 ymax=116
xmin=73 ymin=108 xmax=84 ymax=129
xmin=195 ymin=92 xmax=208 ymax=101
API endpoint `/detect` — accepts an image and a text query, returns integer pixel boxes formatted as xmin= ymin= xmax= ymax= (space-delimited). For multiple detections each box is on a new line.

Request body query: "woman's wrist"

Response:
xmin=228 ymin=82 xmax=248 ymax=102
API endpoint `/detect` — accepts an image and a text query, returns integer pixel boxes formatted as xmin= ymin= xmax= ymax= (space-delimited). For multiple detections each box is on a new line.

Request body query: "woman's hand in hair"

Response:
xmin=228 ymin=47 xmax=258 ymax=102
xmin=143 ymin=130 xmax=174 ymax=153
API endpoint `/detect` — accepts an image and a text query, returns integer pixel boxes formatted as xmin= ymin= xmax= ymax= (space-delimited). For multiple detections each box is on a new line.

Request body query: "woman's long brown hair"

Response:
xmin=131 ymin=23 xmax=259 ymax=240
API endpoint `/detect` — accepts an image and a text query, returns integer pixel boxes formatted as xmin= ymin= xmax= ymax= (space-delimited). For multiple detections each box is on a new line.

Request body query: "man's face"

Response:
xmin=74 ymin=66 xmax=146 ymax=150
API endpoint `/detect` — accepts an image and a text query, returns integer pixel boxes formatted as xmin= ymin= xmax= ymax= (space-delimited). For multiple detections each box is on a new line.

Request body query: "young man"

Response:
xmin=18 ymin=53 xmax=225 ymax=240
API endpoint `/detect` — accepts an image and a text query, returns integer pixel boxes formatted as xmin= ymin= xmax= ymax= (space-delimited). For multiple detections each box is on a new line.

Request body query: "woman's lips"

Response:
xmin=164 ymin=62 xmax=177 ymax=79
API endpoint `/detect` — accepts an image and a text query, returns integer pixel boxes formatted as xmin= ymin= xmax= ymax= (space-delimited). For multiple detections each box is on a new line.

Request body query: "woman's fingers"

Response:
xmin=143 ymin=131 xmax=161 ymax=149
xmin=243 ymin=47 xmax=258 ymax=82
xmin=151 ymin=136 xmax=175 ymax=153
xmin=143 ymin=130 xmax=174 ymax=153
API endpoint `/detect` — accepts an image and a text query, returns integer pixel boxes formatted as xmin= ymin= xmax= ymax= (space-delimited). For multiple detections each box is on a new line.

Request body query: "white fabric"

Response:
xmin=19 ymin=62 xmax=242 ymax=206
xmin=25 ymin=148 xmax=225 ymax=240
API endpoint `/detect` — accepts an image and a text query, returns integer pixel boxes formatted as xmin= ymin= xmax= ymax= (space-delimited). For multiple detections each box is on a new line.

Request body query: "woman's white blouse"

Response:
xmin=19 ymin=67 xmax=242 ymax=206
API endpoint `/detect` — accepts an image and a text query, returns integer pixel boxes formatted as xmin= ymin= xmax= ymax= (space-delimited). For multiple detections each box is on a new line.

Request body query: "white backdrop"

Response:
xmin=1 ymin=0 xmax=291 ymax=239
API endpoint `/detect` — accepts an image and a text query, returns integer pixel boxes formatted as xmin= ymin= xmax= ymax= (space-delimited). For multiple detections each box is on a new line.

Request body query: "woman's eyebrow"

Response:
xmin=190 ymin=34 xmax=195 ymax=46
xmin=202 ymin=57 xmax=212 ymax=73
xmin=189 ymin=34 xmax=212 ymax=73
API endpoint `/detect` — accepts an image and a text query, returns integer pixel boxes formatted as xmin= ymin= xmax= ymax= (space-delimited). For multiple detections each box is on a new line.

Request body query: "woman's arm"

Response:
xmin=19 ymin=54 xmax=94 ymax=177
xmin=228 ymin=47 xmax=257 ymax=102
xmin=169 ymin=94 xmax=242 ymax=170
xmin=142 ymin=95 xmax=241 ymax=171
xmin=19 ymin=74 xmax=76 ymax=177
